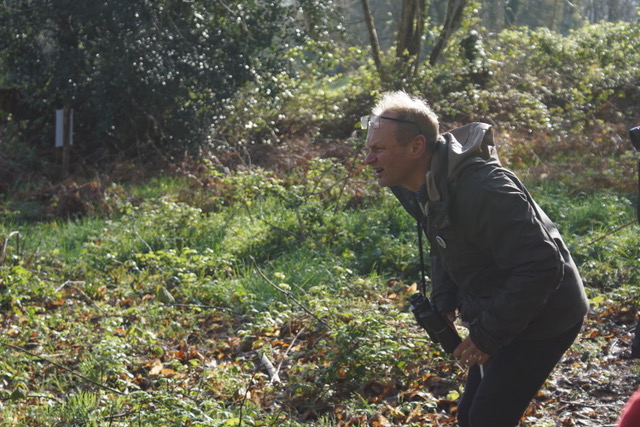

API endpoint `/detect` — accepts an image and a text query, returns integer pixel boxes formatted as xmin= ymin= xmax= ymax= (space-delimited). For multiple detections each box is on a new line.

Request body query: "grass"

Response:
xmin=530 ymin=185 xmax=639 ymax=293
xmin=0 ymin=158 xmax=638 ymax=425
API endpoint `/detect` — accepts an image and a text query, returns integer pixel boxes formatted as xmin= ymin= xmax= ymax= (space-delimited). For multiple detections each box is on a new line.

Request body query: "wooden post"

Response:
xmin=56 ymin=106 xmax=73 ymax=176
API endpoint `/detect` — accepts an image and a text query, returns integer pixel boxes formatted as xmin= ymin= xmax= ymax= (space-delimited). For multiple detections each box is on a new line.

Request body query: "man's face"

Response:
xmin=364 ymin=120 xmax=419 ymax=189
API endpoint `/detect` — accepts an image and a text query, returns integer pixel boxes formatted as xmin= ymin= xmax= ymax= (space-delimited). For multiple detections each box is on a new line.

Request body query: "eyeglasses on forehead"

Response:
xmin=361 ymin=115 xmax=421 ymax=134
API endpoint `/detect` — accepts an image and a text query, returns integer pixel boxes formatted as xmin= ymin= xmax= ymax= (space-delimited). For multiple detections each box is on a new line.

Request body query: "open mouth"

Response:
xmin=374 ymin=168 xmax=384 ymax=177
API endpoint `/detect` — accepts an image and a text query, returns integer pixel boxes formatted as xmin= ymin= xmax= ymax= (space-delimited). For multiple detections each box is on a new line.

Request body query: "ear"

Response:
xmin=410 ymin=134 xmax=428 ymax=158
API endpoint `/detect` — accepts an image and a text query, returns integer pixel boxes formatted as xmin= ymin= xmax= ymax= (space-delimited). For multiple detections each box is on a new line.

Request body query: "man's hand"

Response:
xmin=443 ymin=311 xmax=456 ymax=327
xmin=453 ymin=336 xmax=490 ymax=367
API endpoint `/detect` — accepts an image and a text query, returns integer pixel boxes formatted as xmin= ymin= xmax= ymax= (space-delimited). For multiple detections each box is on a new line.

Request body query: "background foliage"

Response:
xmin=1 ymin=0 xmax=638 ymax=182
xmin=0 ymin=0 xmax=293 ymax=167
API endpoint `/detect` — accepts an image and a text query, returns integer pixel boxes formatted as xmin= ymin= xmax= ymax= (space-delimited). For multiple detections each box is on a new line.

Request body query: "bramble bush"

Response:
xmin=1 ymin=155 xmax=638 ymax=424
xmin=210 ymin=21 xmax=639 ymax=177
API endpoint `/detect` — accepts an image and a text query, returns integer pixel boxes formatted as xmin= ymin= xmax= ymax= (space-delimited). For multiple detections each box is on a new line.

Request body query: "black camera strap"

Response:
xmin=416 ymin=215 xmax=431 ymax=303
xmin=411 ymin=214 xmax=462 ymax=354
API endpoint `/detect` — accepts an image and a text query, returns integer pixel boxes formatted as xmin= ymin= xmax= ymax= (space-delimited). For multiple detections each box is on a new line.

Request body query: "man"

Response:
xmin=362 ymin=91 xmax=589 ymax=426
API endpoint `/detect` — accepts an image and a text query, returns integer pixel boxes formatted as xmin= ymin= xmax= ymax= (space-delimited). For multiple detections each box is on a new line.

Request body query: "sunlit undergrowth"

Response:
xmin=0 ymin=157 xmax=638 ymax=425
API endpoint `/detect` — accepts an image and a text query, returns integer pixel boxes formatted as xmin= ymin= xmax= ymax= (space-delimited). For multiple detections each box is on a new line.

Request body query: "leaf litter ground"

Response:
xmin=5 ymin=280 xmax=636 ymax=426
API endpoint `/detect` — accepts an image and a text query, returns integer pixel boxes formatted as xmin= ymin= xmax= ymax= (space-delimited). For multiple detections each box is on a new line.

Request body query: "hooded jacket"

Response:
xmin=392 ymin=123 xmax=589 ymax=354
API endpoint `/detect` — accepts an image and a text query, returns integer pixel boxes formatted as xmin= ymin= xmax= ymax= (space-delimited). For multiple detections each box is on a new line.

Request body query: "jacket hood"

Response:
xmin=427 ymin=122 xmax=499 ymax=202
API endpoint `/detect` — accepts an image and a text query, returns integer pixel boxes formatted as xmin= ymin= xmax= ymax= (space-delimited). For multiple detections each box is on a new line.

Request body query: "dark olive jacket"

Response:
xmin=392 ymin=123 xmax=589 ymax=354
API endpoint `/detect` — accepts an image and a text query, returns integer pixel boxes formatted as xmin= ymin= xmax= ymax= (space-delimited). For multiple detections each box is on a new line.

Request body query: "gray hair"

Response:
xmin=372 ymin=91 xmax=439 ymax=149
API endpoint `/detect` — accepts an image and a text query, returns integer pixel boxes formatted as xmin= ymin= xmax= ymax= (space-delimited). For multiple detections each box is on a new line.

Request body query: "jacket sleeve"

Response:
xmin=459 ymin=169 xmax=565 ymax=354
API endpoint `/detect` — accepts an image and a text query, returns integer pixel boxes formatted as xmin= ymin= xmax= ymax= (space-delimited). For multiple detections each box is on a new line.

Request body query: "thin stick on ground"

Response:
xmin=0 ymin=340 xmax=125 ymax=395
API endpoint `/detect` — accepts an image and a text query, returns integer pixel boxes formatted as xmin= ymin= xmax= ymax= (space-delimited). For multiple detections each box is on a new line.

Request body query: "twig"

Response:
xmin=585 ymin=219 xmax=638 ymax=246
xmin=132 ymin=225 xmax=153 ymax=252
xmin=102 ymin=410 xmax=136 ymax=422
xmin=271 ymin=326 xmax=306 ymax=385
xmin=238 ymin=368 xmax=259 ymax=427
xmin=0 ymin=340 xmax=124 ymax=395
xmin=333 ymin=142 xmax=366 ymax=216
xmin=259 ymin=353 xmax=280 ymax=384
xmin=55 ymin=280 xmax=104 ymax=312
xmin=557 ymin=399 xmax=621 ymax=410
xmin=172 ymin=303 xmax=237 ymax=312
xmin=25 ymin=393 xmax=62 ymax=403
xmin=251 ymin=259 xmax=328 ymax=328
xmin=0 ymin=230 xmax=20 ymax=265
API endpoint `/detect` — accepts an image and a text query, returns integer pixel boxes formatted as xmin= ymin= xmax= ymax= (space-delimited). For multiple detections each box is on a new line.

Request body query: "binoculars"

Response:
xmin=409 ymin=292 xmax=462 ymax=354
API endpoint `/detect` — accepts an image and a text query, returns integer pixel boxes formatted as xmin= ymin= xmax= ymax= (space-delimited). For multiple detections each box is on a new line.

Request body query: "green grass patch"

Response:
xmin=0 ymin=162 xmax=638 ymax=425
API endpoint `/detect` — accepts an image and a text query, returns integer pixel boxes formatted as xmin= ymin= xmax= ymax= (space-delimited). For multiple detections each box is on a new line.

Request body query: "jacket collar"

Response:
xmin=426 ymin=122 xmax=497 ymax=203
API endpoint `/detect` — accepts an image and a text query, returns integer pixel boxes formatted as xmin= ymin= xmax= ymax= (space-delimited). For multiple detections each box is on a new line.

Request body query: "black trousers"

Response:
xmin=457 ymin=320 xmax=583 ymax=427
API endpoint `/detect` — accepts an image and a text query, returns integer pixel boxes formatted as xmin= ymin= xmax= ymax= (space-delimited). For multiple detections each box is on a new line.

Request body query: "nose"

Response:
xmin=364 ymin=151 xmax=375 ymax=165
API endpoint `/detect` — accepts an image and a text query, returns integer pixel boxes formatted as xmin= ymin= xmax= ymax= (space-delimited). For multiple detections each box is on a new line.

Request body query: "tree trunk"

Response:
xmin=550 ymin=0 xmax=560 ymax=31
xmin=504 ymin=0 xmax=520 ymax=27
xmin=396 ymin=0 xmax=426 ymax=80
xmin=429 ymin=0 xmax=468 ymax=66
xmin=360 ymin=0 xmax=386 ymax=82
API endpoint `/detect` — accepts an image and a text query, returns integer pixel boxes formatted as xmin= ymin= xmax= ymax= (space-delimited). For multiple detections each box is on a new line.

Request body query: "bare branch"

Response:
xmin=0 ymin=340 xmax=125 ymax=395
